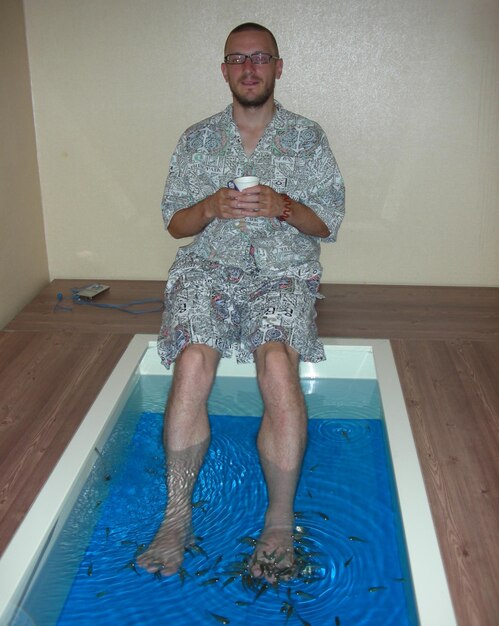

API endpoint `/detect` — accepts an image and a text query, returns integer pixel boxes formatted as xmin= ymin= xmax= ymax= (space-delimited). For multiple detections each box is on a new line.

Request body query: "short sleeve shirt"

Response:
xmin=161 ymin=101 xmax=345 ymax=277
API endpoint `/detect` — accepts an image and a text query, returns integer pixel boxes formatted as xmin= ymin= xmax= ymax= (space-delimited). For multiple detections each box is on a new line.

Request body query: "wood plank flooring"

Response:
xmin=391 ymin=339 xmax=499 ymax=626
xmin=0 ymin=331 xmax=132 ymax=553
xmin=1 ymin=280 xmax=498 ymax=626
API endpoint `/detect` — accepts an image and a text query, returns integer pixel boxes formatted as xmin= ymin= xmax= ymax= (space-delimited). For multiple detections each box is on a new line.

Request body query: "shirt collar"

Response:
xmin=223 ymin=100 xmax=284 ymax=128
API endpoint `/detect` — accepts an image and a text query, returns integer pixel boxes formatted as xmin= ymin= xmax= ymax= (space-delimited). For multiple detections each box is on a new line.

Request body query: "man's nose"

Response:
xmin=242 ymin=56 xmax=256 ymax=68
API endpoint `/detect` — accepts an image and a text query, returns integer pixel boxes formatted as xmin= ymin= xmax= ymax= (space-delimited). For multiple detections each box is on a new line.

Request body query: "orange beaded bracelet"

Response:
xmin=278 ymin=194 xmax=292 ymax=221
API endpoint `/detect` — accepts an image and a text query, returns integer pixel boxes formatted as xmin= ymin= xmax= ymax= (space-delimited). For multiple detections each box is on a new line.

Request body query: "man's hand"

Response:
xmin=168 ymin=185 xmax=329 ymax=239
xmin=207 ymin=185 xmax=285 ymax=220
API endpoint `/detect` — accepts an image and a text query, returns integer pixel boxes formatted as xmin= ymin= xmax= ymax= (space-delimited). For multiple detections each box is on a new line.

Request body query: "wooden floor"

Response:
xmin=1 ymin=280 xmax=498 ymax=626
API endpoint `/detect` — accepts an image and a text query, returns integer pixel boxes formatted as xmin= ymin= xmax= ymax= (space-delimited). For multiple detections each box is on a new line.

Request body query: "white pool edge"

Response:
xmin=0 ymin=335 xmax=457 ymax=626
xmin=0 ymin=336 xmax=149 ymax=625
xmin=364 ymin=339 xmax=457 ymax=626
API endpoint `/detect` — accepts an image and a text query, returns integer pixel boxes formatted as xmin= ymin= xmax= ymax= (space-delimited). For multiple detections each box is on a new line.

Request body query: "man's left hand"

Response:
xmin=234 ymin=185 xmax=287 ymax=219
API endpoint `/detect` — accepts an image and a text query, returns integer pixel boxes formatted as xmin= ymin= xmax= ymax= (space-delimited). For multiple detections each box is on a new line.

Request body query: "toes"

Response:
xmin=136 ymin=545 xmax=184 ymax=576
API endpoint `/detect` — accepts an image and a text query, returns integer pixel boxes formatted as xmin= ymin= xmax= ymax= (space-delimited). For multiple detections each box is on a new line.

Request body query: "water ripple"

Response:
xmin=26 ymin=411 xmax=415 ymax=626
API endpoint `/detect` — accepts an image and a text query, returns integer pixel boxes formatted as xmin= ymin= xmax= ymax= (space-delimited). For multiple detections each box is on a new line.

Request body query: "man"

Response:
xmin=137 ymin=22 xmax=345 ymax=582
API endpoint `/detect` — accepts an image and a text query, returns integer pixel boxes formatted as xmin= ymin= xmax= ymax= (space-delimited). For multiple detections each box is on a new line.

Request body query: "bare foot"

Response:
xmin=250 ymin=526 xmax=295 ymax=583
xmin=136 ymin=514 xmax=193 ymax=576
xmin=137 ymin=438 xmax=210 ymax=576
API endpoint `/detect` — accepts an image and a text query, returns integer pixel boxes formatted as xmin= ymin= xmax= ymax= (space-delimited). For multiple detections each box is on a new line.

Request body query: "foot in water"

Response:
xmin=137 ymin=438 xmax=210 ymax=576
xmin=136 ymin=512 xmax=193 ymax=576
xmin=250 ymin=525 xmax=295 ymax=583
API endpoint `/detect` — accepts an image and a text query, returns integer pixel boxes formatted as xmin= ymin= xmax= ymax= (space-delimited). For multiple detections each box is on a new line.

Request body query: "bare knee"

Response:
xmin=255 ymin=343 xmax=300 ymax=390
xmin=173 ymin=344 xmax=220 ymax=397
xmin=255 ymin=343 xmax=307 ymax=434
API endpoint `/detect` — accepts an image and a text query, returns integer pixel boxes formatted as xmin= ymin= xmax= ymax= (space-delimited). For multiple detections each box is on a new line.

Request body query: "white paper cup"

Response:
xmin=232 ymin=176 xmax=259 ymax=191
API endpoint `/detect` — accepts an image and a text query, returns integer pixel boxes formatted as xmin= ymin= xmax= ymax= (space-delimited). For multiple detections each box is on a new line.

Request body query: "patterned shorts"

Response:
xmin=157 ymin=253 xmax=326 ymax=368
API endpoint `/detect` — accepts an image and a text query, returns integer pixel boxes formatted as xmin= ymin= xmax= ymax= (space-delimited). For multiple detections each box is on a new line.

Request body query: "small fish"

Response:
xmin=309 ymin=464 xmax=319 ymax=471
xmin=225 ymin=560 xmax=248 ymax=570
xmin=335 ymin=617 xmax=341 ymax=626
xmin=279 ymin=561 xmax=297 ymax=577
xmin=240 ymin=536 xmax=257 ymax=547
xmin=280 ymin=601 xmax=294 ymax=621
xmin=235 ymin=600 xmax=251 ymax=606
xmin=316 ymin=511 xmax=329 ymax=521
xmin=295 ymin=536 xmax=315 ymax=548
xmin=263 ymin=548 xmax=280 ymax=562
xmin=105 ymin=527 xmax=110 ymax=540
xmin=222 ymin=576 xmax=237 ymax=587
xmin=195 ymin=567 xmax=210 ymax=577
xmin=192 ymin=500 xmax=209 ymax=508
xmin=120 ymin=539 xmax=137 ymax=546
xmin=344 ymin=557 xmax=353 ymax=567
xmin=189 ymin=543 xmax=208 ymax=557
xmin=87 ymin=562 xmax=93 ymax=576
xmin=255 ymin=581 xmax=270 ymax=599
xmin=94 ymin=447 xmax=111 ymax=480
xmin=294 ymin=511 xmax=305 ymax=519
xmin=341 ymin=430 xmax=350 ymax=442
xmin=212 ymin=554 xmax=223 ymax=567
xmin=307 ymin=489 xmax=313 ymax=498
xmin=393 ymin=577 xmax=406 ymax=582
xmin=280 ymin=601 xmax=292 ymax=614
xmin=121 ymin=561 xmax=140 ymax=576
xmin=178 ymin=567 xmax=188 ymax=585
xmin=223 ymin=570 xmax=246 ymax=577
xmin=295 ymin=590 xmax=316 ymax=600
xmin=241 ymin=573 xmax=257 ymax=592
xmin=200 ymin=577 xmax=220 ymax=587
xmin=348 ymin=536 xmax=368 ymax=543
xmin=368 ymin=586 xmax=387 ymax=592
xmin=209 ymin=612 xmax=230 ymax=624
xmin=96 ymin=591 xmax=107 ymax=598
xmin=134 ymin=543 xmax=146 ymax=557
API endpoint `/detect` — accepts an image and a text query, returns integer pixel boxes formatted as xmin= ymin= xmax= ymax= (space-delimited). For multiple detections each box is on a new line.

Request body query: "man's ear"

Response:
xmin=276 ymin=58 xmax=283 ymax=80
xmin=221 ymin=62 xmax=229 ymax=82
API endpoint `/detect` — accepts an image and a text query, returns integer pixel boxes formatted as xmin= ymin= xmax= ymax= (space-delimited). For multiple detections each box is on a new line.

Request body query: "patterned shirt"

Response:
xmin=161 ymin=101 xmax=345 ymax=277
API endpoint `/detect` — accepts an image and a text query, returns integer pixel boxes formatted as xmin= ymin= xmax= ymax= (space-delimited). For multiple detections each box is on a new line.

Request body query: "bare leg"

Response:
xmin=250 ymin=342 xmax=307 ymax=582
xmin=137 ymin=344 xmax=219 ymax=576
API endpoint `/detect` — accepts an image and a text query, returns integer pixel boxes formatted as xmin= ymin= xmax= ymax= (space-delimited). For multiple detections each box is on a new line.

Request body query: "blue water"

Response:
xmin=19 ymin=376 xmax=419 ymax=626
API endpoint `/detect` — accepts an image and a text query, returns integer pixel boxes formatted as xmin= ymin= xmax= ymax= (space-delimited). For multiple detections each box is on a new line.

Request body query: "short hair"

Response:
xmin=224 ymin=22 xmax=279 ymax=57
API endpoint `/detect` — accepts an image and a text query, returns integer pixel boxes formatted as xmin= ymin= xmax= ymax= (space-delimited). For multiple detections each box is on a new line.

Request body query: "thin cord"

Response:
xmin=70 ymin=289 xmax=164 ymax=315
xmin=52 ymin=288 xmax=164 ymax=315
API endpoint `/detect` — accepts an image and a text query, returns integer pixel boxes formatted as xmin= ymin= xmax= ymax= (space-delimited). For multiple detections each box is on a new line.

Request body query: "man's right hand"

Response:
xmin=168 ymin=187 xmax=263 ymax=239
xmin=206 ymin=187 xmax=262 ymax=220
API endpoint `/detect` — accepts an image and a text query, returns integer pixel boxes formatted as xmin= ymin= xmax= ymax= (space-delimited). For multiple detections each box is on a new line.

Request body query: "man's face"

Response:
xmin=221 ymin=30 xmax=283 ymax=108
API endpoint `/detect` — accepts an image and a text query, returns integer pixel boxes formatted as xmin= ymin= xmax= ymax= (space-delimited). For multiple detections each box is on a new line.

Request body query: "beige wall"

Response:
xmin=20 ymin=0 xmax=499 ymax=286
xmin=0 ymin=0 xmax=48 ymax=329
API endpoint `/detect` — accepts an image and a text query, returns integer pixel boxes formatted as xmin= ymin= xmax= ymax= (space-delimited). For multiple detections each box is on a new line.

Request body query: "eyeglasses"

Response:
xmin=224 ymin=52 xmax=280 ymax=65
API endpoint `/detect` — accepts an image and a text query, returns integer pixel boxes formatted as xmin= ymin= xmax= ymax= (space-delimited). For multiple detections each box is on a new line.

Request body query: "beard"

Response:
xmin=229 ymin=76 xmax=276 ymax=108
